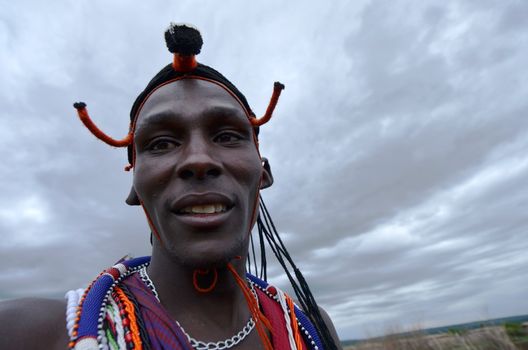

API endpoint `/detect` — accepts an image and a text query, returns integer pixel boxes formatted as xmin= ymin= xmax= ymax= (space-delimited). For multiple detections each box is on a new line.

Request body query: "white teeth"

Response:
xmin=197 ymin=205 xmax=215 ymax=214
xmin=181 ymin=204 xmax=226 ymax=214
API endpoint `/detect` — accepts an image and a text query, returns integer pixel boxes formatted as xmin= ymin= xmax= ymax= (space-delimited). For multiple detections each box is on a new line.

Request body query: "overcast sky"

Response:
xmin=1 ymin=0 xmax=527 ymax=341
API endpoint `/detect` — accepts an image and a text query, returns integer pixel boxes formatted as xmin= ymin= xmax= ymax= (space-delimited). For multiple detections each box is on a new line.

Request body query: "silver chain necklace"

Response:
xmin=138 ymin=266 xmax=257 ymax=350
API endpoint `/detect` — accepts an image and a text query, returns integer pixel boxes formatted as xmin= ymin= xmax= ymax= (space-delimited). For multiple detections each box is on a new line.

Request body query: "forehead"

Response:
xmin=135 ymin=79 xmax=249 ymax=128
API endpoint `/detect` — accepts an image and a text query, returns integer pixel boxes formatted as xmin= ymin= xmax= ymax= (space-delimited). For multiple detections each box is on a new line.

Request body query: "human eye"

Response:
xmin=147 ymin=138 xmax=180 ymax=152
xmin=214 ymin=132 xmax=244 ymax=144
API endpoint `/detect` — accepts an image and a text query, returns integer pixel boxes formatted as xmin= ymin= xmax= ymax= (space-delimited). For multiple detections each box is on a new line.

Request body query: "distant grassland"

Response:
xmin=342 ymin=315 xmax=528 ymax=350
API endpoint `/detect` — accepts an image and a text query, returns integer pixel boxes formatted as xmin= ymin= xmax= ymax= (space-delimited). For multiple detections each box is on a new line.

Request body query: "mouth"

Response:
xmin=177 ymin=203 xmax=228 ymax=215
xmin=170 ymin=193 xmax=235 ymax=229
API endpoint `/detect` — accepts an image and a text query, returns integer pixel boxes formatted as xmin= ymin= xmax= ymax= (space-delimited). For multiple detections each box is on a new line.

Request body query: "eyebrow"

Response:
xmin=136 ymin=105 xmax=248 ymax=129
xmin=137 ymin=110 xmax=181 ymax=127
xmin=201 ymin=105 xmax=249 ymax=124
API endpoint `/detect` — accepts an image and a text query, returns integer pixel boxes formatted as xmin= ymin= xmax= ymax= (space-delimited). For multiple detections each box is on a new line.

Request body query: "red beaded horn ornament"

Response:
xmin=250 ymin=82 xmax=285 ymax=127
xmin=73 ymin=102 xmax=133 ymax=148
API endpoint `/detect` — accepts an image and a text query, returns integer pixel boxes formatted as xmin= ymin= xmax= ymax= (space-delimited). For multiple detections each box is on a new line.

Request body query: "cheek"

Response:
xmin=132 ymin=157 xmax=175 ymax=201
xmin=229 ymin=154 xmax=263 ymax=195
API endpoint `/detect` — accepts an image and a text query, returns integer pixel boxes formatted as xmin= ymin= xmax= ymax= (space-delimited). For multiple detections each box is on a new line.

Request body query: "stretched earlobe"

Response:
xmin=260 ymin=157 xmax=274 ymax=189
xmin=125 ymin=186 xmax=141 ymax=206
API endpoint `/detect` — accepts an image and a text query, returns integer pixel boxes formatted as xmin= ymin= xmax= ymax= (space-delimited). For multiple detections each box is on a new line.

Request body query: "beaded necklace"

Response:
xmin=67 ymin=256 xmax=323 ymax=350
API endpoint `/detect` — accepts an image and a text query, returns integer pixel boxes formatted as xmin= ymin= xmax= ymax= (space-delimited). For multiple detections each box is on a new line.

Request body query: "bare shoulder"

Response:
xmin=0 ymin=297 xmax=69 ymax=350
xmin=318 ymin=306 xmax=343 ymax=350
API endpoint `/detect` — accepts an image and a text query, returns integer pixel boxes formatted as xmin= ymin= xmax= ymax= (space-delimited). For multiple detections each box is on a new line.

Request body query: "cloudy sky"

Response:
xmin=1 ymin=0 xmax=527 ymax=341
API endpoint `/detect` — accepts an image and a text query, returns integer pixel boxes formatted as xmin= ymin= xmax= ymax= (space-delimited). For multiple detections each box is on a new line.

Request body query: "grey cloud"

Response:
xmin=1 ymin=0 xmax=527 ymax=340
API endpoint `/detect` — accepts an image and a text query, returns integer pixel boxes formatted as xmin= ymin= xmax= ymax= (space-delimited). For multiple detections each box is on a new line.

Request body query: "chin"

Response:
xmin=165 ymin=236 xmax=247 ymax=269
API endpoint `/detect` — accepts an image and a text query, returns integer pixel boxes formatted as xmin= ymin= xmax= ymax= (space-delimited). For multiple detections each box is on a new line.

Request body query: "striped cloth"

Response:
xmin=122 ymin=272 xmax=310 ymax=349
xmin=123 ymin=273 xmax=193 ymax=350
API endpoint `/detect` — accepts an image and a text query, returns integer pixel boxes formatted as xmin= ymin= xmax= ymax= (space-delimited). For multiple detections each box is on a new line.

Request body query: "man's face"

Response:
xmin=133 ymin=79 xmax=263 ymax=267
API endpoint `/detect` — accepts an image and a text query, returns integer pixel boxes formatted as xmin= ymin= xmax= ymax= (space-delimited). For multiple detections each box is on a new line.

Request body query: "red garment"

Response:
xmin=256 ymin=288 xmax=308 ymax=350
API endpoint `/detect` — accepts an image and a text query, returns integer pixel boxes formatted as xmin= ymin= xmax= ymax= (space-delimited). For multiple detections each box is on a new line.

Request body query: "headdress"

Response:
xmin=73 ymin=23 xmax=284 ymax=172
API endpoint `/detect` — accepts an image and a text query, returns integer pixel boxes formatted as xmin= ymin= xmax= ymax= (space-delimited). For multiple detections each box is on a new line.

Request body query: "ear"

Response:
xmin=260 ymin=157 xmax=274 ymax=189
xmin=126 ymin=186 xmax=141 ymax=206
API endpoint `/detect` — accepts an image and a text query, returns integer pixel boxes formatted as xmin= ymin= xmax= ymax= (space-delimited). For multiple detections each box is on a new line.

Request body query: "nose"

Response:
xmin=176 ymin=137 xmax=222 ymax=180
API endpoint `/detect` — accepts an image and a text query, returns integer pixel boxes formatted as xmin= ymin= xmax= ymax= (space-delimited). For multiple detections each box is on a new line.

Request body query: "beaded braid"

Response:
xmin=103 ymin=304 xmax=119 ymax=350
xmin=104 ymin=318 xmax=119 ymax=350
xmin=66 ymin=289 xmax=85 ymax=339
xmin=108 ymin=297 xmax=126 ymax=350
xmin=120 ymin=284 xmax=152 ymax=350
xmin=114 ymin=286 xmax=143 ymax=349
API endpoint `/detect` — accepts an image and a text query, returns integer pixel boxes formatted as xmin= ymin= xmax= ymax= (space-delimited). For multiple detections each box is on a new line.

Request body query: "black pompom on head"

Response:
xmin=73 ymin=102 xmax=87 ymax=110
xmin=165 ymin=23 xmax=203 ymax=56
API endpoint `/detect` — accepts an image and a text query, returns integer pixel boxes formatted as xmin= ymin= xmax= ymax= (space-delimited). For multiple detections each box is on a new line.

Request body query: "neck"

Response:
xmin=147 ymin=245 xmax=251 ymax=332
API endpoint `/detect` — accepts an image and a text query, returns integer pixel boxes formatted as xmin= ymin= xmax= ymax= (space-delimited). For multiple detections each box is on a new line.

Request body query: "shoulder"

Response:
xmin=0 ymin=297 xmax=69 ymax=350
xmin=317 ymin=305 xmax=343 ymax=350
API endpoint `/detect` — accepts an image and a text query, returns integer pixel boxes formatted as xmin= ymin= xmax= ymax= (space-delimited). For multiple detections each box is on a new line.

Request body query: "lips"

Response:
xmin=170 ymin=193 xmax=235 ymax=230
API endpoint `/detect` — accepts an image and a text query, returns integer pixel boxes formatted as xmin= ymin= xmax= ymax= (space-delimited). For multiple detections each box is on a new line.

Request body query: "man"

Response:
xmin=0 ymin=24 xmax=341 ymax=349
